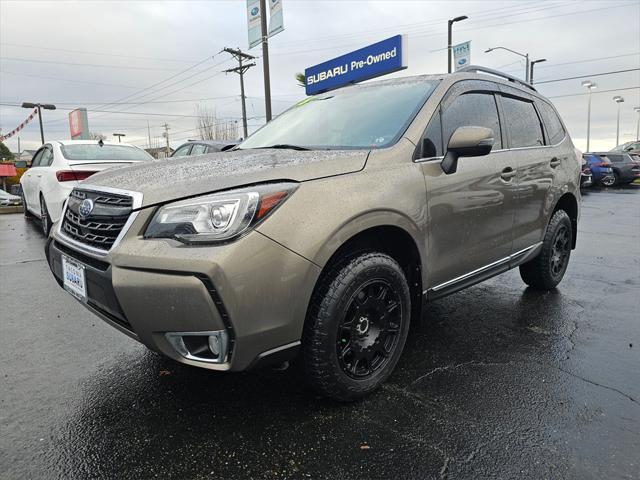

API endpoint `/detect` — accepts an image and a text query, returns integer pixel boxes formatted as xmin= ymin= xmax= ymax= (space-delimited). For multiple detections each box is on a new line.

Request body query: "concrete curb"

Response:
xmin=0 ymin=206 xmax=22 ymax=214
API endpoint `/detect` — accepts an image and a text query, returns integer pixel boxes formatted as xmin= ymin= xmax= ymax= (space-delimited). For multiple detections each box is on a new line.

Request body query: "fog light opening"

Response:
xmin=165 ymin=330 xmax=228 ymax=364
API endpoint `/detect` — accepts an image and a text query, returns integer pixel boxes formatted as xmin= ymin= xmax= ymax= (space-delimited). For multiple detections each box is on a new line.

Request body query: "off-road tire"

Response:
xmin=520 ymin=209 xmax=572 ymax=290
xmin=302 ymin=252 xmax=411 ymax=401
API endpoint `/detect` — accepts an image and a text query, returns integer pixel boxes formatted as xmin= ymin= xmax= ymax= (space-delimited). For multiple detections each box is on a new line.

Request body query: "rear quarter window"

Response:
xmin=537 ymin=101 xmax=566 ymax=145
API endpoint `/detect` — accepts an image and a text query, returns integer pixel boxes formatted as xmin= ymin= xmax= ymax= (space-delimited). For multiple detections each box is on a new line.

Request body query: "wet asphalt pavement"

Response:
xmin=1 ymin=186 xmax=639 ymax=480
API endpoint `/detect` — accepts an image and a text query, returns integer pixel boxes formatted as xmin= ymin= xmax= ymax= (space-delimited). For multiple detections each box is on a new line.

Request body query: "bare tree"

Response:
xmin=195 ymin=104 xmax=240 ymax=141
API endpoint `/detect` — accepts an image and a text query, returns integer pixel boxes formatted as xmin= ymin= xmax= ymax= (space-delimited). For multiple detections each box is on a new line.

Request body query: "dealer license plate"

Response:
xmin=62 ymin=255 xmax=87 ymax=302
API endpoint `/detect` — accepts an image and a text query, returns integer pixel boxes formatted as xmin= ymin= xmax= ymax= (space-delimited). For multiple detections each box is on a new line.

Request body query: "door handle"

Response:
xmin=36 ymin=174 xmax=42 ymax=178
xmin=550 ymin=157 xmax=561 ymax=168
xmin=500 ymin=167 xmax=517 ymax=181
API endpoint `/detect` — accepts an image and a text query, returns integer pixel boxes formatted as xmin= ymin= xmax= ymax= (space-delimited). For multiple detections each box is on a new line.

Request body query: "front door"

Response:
xmin=416 ymin=81 xmax=517 ymax=289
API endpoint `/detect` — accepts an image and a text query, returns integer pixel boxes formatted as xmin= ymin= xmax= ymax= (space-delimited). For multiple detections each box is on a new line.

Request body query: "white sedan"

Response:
xmin=20 ymin=140 xmax=154 ymax=234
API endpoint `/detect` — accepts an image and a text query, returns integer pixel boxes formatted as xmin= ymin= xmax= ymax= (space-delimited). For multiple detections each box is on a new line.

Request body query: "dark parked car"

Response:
xmin=611 ymin=140 xmax=640 ymax=155
xmin=583 ymin=153 xmax=615 ymax=186
xmin=580 ymin=157 xmax=593 ymax=188
xmin=597 ymin=152 xmax=640 ymax=185
xmin=171 ymin=140 xmax=237 ymax=158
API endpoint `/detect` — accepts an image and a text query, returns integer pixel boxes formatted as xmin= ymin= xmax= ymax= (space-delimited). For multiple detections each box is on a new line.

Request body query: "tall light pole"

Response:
xmin=113 ymin=133 xmax=125 ymax=143
xmin=447 ymin=15 xmax=468 ymax=73
xmin=21 ymin=102 xmax=56 ymax=145
xmin=634 ymin=107 xmax=640 ymax=140
xmin=582 ymin=80 xmax=597 ymax=152
xmin=613 ymin=96 xmax=624 ymax=147
xmin=529 ymin=58 xmax=546 ymax=84
xmin=485 ymin=46 xmax=530 ymax=82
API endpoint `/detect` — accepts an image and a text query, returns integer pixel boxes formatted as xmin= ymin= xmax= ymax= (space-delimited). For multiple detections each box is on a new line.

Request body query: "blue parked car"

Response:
xmin=583 ymin=153 xmax=615 ymax=186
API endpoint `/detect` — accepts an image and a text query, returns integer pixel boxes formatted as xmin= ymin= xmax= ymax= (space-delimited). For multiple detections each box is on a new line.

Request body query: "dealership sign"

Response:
xmin=304 ymin=35 xmax=408 ymax=96
xmin=452 ymin=41 xmax=471 ymax=71
xmin=69 ymin=108 xmax=90 ymax=140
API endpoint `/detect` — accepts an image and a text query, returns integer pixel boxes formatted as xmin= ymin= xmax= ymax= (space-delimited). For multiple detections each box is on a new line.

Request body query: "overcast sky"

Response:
xmin=1 ymin=0 xmax=639 ymax=153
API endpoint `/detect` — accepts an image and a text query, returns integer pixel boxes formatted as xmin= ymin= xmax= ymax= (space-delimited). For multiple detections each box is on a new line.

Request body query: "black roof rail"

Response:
xmin=456 ymin=65 xmax=537 ymax=92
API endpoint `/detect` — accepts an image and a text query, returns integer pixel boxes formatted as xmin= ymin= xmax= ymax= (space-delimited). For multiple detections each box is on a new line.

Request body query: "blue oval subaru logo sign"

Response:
xmin=250 ymin=6 xmax=259 ymax=16
xmin=78 ymin=198 xmax=94 ymax=219
xmin=458 ymin=58 xmax=467 ymax=65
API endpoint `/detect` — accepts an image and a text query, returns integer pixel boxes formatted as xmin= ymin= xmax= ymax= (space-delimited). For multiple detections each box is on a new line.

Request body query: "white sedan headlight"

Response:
xmin=145 ymin=182 xmax=297 ymax=244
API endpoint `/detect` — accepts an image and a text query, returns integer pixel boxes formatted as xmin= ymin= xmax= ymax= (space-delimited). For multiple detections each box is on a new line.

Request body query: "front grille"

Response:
xmin=61 ymin=189 xmax=133 ymax=251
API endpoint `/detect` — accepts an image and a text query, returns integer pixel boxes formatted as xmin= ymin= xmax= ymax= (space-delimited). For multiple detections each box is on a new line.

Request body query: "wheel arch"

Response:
xmin=553 ymin=192 xmax=578 ymax=249
xmin=310 ymin=215 xmax=424 ymax=324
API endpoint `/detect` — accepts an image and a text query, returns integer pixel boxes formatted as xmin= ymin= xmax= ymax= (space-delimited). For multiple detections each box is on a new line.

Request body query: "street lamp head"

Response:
xmin=613 ymin=96 xmax=624 ymax=103
xmin=485 ymin=48 xmax=494 ymax=53
xmin=635 ymin=106 xmax=640 ymax=112
xmin=533 ymin=58 xmax=547 ymax=64
xmin=41 ymin=104 xmax=56 ymax=110
xmin=21 ymin=102 xmax=37 ymax=109
xmin=582 ymin=80 xmax=597 ymax=89
xmin=451 ymin=15 xmax=468 ymax=23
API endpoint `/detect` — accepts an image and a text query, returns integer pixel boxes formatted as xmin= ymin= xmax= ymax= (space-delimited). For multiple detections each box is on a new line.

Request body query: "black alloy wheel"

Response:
xmin=337 ymin=279 xmax=403 ymax=379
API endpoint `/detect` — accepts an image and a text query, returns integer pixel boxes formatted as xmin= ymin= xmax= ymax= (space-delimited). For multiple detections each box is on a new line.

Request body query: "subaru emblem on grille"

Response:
xmin=78 ymin=198 xmax=94 ymax=219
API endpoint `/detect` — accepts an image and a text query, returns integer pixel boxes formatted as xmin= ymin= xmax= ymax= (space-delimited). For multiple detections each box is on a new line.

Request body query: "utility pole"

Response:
xmin=17 ymin=137 xmax=21 ymax=161
xmin=147 ymin=121 xmax=152 ymax=149
xmin=259 ymin=0 xmax=272 ymax=121
xmin=223 ymin=47 xmax=256 ymax=139
xmin=163 ymin=123 xmax=170 ymax=158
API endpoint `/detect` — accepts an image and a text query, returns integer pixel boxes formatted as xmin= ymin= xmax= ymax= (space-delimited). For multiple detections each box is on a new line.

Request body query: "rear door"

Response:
xmin=418 ymin=80 xmax=517 ymax=288
xmin=498 ymin=89 xmax=563 ymax=254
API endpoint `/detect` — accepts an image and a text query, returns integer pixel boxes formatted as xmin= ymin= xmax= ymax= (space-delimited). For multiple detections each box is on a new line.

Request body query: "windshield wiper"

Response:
xmin=257 ymin=144 xmax=311 ymax=151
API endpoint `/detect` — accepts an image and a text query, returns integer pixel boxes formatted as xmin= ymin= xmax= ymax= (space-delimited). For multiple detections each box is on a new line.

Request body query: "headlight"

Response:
xmin=145 ymin=182 xmax=298 ymax=244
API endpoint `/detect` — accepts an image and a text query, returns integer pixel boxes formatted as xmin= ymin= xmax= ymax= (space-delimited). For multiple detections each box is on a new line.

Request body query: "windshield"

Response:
xmin=60 ymin=144 xmax=152 ymax=161
xmin=239 ymin=79 xmax=439 ymax=150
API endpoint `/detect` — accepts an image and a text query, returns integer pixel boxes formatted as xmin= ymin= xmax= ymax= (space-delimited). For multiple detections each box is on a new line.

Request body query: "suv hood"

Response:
xmin=84 ymin=149 xmax=368 ymax=207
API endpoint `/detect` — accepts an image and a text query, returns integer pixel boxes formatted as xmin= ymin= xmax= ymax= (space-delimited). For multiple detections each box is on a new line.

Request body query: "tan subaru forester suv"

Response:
xmin=46 ymin=66 xmax=580 ymax=401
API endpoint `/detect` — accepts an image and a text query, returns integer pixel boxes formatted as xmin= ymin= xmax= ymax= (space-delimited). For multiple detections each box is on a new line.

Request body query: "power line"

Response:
xmin=0 ymin=42 xmax=199 ymax=63
xmin=0 ymin=56 xmax=180 ymax=71
xmin=0 ymin=70 xmax=144 ymax=90
xmin=534 ymin=68 xmax=640 ymax=85
xmin=546 ymin=86 xmax=639 ymax=99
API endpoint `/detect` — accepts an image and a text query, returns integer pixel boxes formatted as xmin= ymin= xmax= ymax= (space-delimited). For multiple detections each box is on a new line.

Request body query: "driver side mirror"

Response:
xmin=441 ymin=126 xmax=494 ymax=175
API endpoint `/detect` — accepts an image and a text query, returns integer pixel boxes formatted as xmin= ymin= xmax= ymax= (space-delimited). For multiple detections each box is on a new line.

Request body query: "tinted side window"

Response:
xmin=31 ymin=149 xmax=45 ymax=167
xmin=41 ymin=147 xmax=54 ymax=166
xmin=607 ymin=154 xmax=624 ymax=163
xmin=501 ymin=96 xmax=544 ymax=148
xmin=190 ymin=144 xmax=207 ymax=155
xmin=419 ymin=110 xmax=443 ymax=158
xmin=537 ymin=101 xmax=565 ymax=145
xmin=442 ymin=92 xmax=502 ymax=150
xmin=172 ymin=144 xmax=191 ymax=157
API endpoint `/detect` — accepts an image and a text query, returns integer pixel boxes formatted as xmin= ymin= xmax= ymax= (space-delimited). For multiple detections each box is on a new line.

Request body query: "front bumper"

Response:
xmin=47 ymin=213 xmax=321 ymax=371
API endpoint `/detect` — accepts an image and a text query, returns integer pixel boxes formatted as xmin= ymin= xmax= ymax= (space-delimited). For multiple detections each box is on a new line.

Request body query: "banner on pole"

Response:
xmin=452 ymin=41 xmax=471 ymax=70
xmin=247 ymin=0 xmax=262 ymax=49
xmin=268 ymin=0 xmax=284 ymax=37
xmin=0 ymin=108 xmax=38 ymax=142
